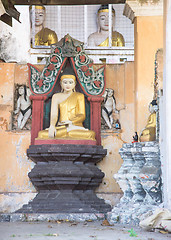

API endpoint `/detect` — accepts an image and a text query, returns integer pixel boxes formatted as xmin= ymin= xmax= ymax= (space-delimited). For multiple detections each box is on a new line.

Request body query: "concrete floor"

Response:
xmin=0 ymin=221 xmax=170 ymax=240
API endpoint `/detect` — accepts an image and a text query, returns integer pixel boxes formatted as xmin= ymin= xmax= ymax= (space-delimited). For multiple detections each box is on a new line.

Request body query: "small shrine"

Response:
xmin=16 ymin=34 xmax=111 ymax=215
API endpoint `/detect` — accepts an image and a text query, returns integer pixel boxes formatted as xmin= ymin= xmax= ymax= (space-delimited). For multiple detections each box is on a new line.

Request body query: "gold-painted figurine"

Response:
xmin=140 ymin=100 xmax=157 ymax=142
xmin=30 ymin=5 xmax=58 ymax=46
xmin=88 ymin=5 xmax=125 ymax=47
xmin=37 ymin=74 xmax=95 ymax=140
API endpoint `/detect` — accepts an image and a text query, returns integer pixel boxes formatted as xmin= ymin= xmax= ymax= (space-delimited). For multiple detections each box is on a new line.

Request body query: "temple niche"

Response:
xmin=12 ymin=84 xmax=32 ymax=130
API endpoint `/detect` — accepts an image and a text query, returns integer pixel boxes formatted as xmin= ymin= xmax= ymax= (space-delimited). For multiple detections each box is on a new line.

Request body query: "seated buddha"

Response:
xmin=88 ymin=5 xmax=125 ymax=47
xmin=140 ymin=100 xmax=157 ymax=142
xmin=30 ymin=5 xmax=58 ymax=46
xmin=37 ymin=74 xmax=95 ymax=140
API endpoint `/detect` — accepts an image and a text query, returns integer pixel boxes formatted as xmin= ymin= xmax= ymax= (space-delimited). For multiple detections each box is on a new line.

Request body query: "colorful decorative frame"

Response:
xmin=29 ymin=34 xmax=105 ymax=97
xmin=28 ymin=34 xmax=106 ymax=146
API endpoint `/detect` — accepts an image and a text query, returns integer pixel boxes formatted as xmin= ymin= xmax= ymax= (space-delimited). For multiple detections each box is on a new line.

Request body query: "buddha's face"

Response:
xmin=149 ymin=103 xmax=158 ymax=113
xmin=61 ymin=78 xmax=76 ymax=93
xmin=98 ymin=11 xmax=114 ymax=31
xmin=35 ymin=8 xmax=45 ymax=27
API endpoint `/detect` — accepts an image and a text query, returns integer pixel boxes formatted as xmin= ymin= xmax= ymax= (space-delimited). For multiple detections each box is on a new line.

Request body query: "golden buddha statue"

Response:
xmin=30 ymin=5 xmax=58 ymax=46
xmin=140 ymin=100 xmax=157 ymax=142
xmin=88 ymin=5 xmax=125 ymax=47
xmin=37 ymin=74 xmax=95 ymax=140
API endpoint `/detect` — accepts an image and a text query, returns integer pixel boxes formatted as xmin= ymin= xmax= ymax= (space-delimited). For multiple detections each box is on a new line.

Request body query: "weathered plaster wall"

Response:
xmin=134 ymin=16 xmax=163 ymax=134
xmin=0 ymin=6 xmax=30 ymax=63
xmin=96 ymin=62 xmax=135 ymax=195
xmin=0 ymin=131 xmax=36 ymax=213
xmin=0 ymin=63 xmax=36 ymax=213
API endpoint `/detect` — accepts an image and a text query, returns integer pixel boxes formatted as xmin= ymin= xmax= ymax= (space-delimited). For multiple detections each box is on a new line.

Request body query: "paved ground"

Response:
xmin=0 ymin=220 xmax=170 ymax=240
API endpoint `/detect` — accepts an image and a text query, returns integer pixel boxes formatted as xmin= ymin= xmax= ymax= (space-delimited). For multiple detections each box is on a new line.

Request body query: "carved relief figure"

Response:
xmin=88 ymin=4 xmax=125 ymax=47
xmin=37 ymin=73 xmax=95 ymax=140
xmin=102 ymin=88 xmax=119 ymax=129
xmin=30 ymin=5 xmax=58 ymax=46
xmin=14 ymin=85 xmax=32 ymax=130
xmin=140 ymin=100 xmax=158 ymax=142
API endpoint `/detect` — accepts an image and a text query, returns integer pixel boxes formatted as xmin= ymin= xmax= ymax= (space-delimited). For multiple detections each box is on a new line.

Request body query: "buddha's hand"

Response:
xmin=48 ymin=125 xmax=56 ymax=138
xmin=61 ymin=120 xmax=72 ymax=127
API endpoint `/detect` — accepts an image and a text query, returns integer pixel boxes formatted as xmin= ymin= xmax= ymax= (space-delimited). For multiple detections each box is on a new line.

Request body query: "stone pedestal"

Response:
xmin=16 ymin=144 xmax=111 ymax=214
xmin=108 ymin=142 xmax=162 ymax=225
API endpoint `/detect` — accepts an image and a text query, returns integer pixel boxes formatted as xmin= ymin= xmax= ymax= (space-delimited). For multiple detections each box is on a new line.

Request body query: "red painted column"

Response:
xmin=88 ymin=96 xmax=103 ymax=146
xmin=30 ymin=95 xmax=47 ymax=145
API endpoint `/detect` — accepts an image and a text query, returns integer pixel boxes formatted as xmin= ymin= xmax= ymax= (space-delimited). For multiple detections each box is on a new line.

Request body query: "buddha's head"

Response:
xmin=29 ymin=5 xmax=46 ymax=27
xmin=149 ymin=100 xmax=158 ymax=113
xmin=60 ymin=74 xmax=76 ymax=93
xmin=97 ymin=4 xmax=115 ymax=32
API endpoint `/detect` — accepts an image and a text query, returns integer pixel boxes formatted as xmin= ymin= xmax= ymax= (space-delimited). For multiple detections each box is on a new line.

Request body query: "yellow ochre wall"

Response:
xmin=0 ymin=63 xmax=36 ymax=212
xmin=134 ymin=16 xmax=163 ymax=134
xmin=97 ymin=62 xmax=135 ymax=196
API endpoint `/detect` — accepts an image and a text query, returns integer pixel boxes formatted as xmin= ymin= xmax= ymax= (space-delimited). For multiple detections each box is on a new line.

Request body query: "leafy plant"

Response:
xmin=128 ymin=228 xmax=138 ymax=237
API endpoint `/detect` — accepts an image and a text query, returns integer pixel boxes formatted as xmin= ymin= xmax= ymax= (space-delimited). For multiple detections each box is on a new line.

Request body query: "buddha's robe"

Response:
xmin=37 ymin=92 xmax=95 ymax=140
xmin=98 ymin=31 xmax=125 ymax=47
xmin=35 ymin=27 xmax=58 ymax=46
xmin=140 ymin=112 xmax=156 ymax=142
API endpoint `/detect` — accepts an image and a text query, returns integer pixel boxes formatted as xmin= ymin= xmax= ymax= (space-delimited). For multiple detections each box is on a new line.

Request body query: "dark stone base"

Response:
xmin=16 ymin=144 xmax=111 ymax=214
xmin=0 ymin=213 xmax=106 ymax=222
xmin=17 ymin=190 xmax=111 ymax=213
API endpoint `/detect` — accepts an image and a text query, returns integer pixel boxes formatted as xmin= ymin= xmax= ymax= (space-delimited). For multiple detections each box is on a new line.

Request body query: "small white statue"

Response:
xmin=14 ymin=85 xmax=32 ymax=130
xmin=102 ymin=88 xmax=118 ymax=129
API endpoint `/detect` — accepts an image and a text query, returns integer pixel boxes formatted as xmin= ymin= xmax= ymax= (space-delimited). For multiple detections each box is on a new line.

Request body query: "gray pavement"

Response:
xmin=0 ymin=220 xmax=170 ymax=240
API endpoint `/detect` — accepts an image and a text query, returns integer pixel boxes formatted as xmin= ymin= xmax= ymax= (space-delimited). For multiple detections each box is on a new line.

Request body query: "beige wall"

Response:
xmin=134 ymin=16 xmax=163 ymax=134
xmin=96 ymin=62 xmax=135 ymax=194
xmin=0 ymin=63 xmax=36 ymax=212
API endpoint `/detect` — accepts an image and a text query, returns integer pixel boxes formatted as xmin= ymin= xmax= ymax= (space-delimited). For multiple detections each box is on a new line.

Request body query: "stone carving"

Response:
xmin=154 ymin=49 xmax=163 ymax=100
xmin=154 ymin=48 xmax=163 ymax=141
xmin=108 ymin=142 xmax=162 ymax=225
xmin=101 ymin=88 xmax=120 ymax=130
xmin=88 ymin=5 xmax=125 ymax=47
xmin=13 ymin=85 xmax=32 ymax=130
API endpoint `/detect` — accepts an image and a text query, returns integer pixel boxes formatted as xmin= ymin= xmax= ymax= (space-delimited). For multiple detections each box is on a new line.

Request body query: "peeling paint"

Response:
xmin=0 ymin=193 xmax=37 ymax=213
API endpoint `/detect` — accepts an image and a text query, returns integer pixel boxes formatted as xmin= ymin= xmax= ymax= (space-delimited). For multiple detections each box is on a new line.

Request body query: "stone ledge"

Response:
xmin=0 ymin=213 xmax=106 ymax=222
